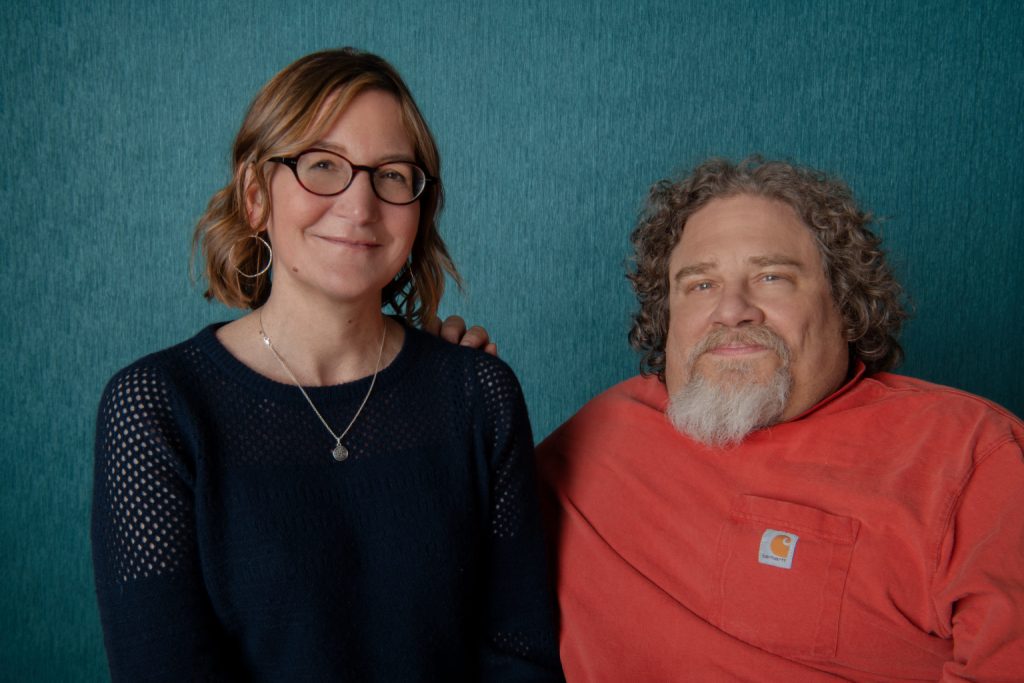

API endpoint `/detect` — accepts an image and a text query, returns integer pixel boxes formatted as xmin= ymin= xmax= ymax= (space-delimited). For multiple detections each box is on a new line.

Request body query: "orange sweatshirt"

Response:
xmin=538 ymin=366 xmax=1024 ymax=681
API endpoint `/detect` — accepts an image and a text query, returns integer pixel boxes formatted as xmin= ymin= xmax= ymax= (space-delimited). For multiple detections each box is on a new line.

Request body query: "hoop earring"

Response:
xmin=234 ymin=233 xmax=273 ymax=279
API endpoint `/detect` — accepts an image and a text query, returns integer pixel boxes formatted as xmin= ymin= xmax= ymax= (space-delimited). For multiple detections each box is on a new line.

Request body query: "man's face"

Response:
xmin=664 ymin=194 xmax=849 ymax=422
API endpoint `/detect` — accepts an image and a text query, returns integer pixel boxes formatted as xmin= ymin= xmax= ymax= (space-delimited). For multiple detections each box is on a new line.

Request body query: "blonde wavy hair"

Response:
xmin=192 ymin=48 xmax=459 ymax=324
xmin=628 ymin=156 xmax=907 ymax=379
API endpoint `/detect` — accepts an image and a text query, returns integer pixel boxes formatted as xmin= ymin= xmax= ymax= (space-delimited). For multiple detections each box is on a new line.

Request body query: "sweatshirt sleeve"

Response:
xmin=472 ymin=353 xmax=565 ymax=682
xmin=91 ymin=361 xmax=235 ymax=682
xmin=933 ymin=436 xmax=1024 ymax=681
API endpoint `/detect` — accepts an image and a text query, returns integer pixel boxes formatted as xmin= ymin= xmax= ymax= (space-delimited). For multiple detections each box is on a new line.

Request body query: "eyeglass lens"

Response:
xmin=295 ymin=150 xmax=426 ymax=204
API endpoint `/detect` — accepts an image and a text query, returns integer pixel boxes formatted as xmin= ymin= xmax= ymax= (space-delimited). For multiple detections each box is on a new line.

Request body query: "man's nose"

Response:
xmin=710 ymin=286 xmax=765 ymax=327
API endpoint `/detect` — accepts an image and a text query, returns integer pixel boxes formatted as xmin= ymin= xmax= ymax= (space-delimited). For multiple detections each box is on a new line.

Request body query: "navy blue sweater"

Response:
xmin=92 ymin=322 xmax=563 ymax=681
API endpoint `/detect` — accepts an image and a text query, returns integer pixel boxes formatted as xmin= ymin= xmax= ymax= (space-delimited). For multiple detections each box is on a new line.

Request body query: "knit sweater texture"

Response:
xmin=92 ymin=322 xmax=563 ymax=682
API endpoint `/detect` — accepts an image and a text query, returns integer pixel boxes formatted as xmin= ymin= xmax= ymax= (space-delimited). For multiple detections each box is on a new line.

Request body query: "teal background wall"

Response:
xmin=3 ymin=0 xmax=1022 ymax=678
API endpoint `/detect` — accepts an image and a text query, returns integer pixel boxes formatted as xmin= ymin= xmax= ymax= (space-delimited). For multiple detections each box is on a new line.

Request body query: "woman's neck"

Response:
xmin=255 ymin=289 xmax=401 ymax=386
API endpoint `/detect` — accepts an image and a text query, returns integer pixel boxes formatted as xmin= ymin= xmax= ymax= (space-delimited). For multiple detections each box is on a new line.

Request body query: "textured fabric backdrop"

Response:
xmin=2 ymin=0 xmax=1022 ymax=678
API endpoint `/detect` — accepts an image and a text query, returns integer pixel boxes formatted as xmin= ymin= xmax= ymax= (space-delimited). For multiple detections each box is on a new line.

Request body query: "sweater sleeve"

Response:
xmin=91 ymin=361 xmax=235 ymax=682
xmin=933 ymin=437 xmax=1024 ymax=681
xmin=472 ymin=353 xmax=565 ymax=682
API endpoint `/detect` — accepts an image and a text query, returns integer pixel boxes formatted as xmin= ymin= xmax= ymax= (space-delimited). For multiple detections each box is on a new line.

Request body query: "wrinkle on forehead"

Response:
xmin=672 ymin=254 xmax=809 ymax=284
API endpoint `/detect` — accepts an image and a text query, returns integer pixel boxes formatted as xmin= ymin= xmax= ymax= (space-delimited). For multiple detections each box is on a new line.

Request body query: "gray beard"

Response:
xmin=667 ymin=361 xmax=792 ymax=448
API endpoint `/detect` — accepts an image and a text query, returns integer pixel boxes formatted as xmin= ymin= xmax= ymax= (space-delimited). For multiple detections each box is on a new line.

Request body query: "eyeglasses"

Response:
xmin=269 ymin=149 xmax=433 ymax=205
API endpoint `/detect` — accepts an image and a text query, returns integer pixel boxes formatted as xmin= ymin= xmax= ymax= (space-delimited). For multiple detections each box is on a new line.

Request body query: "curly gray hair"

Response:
xmin=628 ymin=156 xmax=907 ymax=379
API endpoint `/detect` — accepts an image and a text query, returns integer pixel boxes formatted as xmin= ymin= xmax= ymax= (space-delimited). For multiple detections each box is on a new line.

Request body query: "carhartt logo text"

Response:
xmin=758 ymin=529 xmax=799 ymax=569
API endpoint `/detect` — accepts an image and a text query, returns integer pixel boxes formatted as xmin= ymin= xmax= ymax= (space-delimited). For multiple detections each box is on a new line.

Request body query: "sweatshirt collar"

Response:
xmin=784 ymin=359 xmax=867 ymax=422
xmin=646 ymin=359 xmax=869 ymax=422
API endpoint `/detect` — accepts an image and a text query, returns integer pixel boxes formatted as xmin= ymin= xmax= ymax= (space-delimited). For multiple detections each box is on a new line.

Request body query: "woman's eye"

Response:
xmin=306 ymin=158 xmax=339 ymax=173
xmin=689 ymin=281 xmax=714 ymax=292
xmin=377 ymin=168 xmax=410 ymax=186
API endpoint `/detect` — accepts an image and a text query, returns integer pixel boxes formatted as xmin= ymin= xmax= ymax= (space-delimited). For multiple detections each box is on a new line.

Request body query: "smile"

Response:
xmin=708 ymin=343 xmax=770 ymax=357
xmin=313 ymin=235 xmax=380 ymax=249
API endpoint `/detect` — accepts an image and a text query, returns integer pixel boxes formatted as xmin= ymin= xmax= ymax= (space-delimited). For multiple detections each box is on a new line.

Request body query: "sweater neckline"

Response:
xmin=192 ymin=317 xmax=421 ymax=403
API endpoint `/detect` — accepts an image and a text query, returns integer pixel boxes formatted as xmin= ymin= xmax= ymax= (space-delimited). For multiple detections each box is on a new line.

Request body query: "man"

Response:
xmin=537 ymin=157 xmax=1024 ymax=681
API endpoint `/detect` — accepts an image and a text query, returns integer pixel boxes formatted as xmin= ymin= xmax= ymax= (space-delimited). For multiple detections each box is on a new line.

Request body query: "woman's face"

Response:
xmin=254 ymin=89 xmax=420 ymax=308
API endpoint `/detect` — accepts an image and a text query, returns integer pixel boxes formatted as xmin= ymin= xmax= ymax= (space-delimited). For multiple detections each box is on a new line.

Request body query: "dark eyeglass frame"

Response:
xmin=269 ymin=148 xmax=435 ymax=206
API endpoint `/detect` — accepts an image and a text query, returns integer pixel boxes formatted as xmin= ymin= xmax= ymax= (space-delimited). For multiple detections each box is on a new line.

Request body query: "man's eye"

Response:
xmin=690 ymin=281 xmax=714 ymax=292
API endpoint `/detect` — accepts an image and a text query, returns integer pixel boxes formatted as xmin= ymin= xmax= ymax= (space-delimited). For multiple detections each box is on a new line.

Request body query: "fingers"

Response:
xmin=433 ymin=316 xmax=497 ymax=354
xmin=439 ymin=316 xmax=467 ymax=344
xmin=460 ymin=325 xmax=491 ymax=350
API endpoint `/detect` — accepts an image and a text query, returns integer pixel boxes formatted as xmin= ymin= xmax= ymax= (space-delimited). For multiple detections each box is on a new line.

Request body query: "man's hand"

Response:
xmin=424 ymin=315 xmax=498 ymax=356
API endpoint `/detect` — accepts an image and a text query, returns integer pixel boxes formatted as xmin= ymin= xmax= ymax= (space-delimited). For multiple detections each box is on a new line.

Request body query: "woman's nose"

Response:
xmin=332 ymin=169 xmax=381 ymax=223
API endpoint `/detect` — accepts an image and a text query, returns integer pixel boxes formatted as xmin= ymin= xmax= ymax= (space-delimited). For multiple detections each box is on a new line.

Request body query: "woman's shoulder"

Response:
xmin=403 ymin=323 xmax=525 ymax=395
xmin=99 ymin=324 xmax=224 ymax=406
xmin=95 ymin=327 xmax=224 ymax=468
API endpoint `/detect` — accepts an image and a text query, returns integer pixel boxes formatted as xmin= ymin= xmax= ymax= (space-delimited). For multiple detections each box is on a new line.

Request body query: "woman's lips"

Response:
xmin=314 ymin=235 xmax=379 ymax=249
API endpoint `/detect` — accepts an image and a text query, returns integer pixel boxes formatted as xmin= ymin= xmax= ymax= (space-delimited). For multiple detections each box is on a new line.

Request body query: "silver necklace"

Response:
xmin=258 ymin=310 xmax=387 ymax=461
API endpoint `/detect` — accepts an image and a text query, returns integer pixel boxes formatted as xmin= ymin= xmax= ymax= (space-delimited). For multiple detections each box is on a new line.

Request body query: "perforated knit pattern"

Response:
xmin=94 ymin=365 xmax=190 ymax=583
xmin=492 ymin=630 xmax=535 ymax=659
xmin=477 ymin=354 xmax=527 ymax=540
xmin=91 ymin=323 xmax=562 ymax=681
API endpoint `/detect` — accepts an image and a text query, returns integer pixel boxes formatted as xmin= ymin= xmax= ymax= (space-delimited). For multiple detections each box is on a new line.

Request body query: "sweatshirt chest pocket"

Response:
xmin=712 ymin=495 xmax=860 ymax=659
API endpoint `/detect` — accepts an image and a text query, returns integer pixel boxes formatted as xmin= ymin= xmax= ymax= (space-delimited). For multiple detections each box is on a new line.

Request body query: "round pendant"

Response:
xmin=332 ymin=443 xmax=349 ymax=461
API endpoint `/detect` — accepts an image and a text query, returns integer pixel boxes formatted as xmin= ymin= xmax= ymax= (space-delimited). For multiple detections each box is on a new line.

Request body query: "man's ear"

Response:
xmin=243 ymin=166 xmax=265 ymax=228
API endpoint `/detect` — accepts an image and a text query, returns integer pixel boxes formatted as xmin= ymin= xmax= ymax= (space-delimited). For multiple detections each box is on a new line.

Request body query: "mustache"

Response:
xmin=687 ymin=326 xmax=791 ymax=366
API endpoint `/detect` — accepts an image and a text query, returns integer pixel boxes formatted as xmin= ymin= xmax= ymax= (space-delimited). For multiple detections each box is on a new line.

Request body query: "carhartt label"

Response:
xmin=758 ymin=529 xmax=799 ymax=569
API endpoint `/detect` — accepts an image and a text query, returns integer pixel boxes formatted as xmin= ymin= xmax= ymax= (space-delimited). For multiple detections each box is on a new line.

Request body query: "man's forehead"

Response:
xmin=671 ymin=254 xmax=808 ymax=283
xmin=670 ymin=197 xmax=820 ymax=269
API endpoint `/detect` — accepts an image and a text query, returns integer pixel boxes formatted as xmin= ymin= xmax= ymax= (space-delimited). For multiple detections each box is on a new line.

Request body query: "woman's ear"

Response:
xmin=243 ymin=166 xmax=265 ymax=229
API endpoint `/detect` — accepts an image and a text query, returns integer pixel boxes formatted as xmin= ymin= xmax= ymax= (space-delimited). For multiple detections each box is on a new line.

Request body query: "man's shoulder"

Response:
xmin=565 ymin=373 xmax=664 ymax=421
xmin=592 ymin=372 xmax=664 ymax=404
xmin=859 ymin=371 xmax=1021 ymax=424
xmin=835 ymin=372 xmax=1024 ymax=461
xmin=538 ymin=374 xmax=668 ymax=457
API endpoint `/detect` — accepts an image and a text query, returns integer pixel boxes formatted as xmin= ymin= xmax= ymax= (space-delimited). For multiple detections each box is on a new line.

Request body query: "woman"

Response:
xmin=92 ymin=48 xmax=562 ymax=681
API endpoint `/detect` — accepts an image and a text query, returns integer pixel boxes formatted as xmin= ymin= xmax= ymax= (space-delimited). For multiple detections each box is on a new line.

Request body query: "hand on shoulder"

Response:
xmin=424 ymin=315 xmax=498 ymax=357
